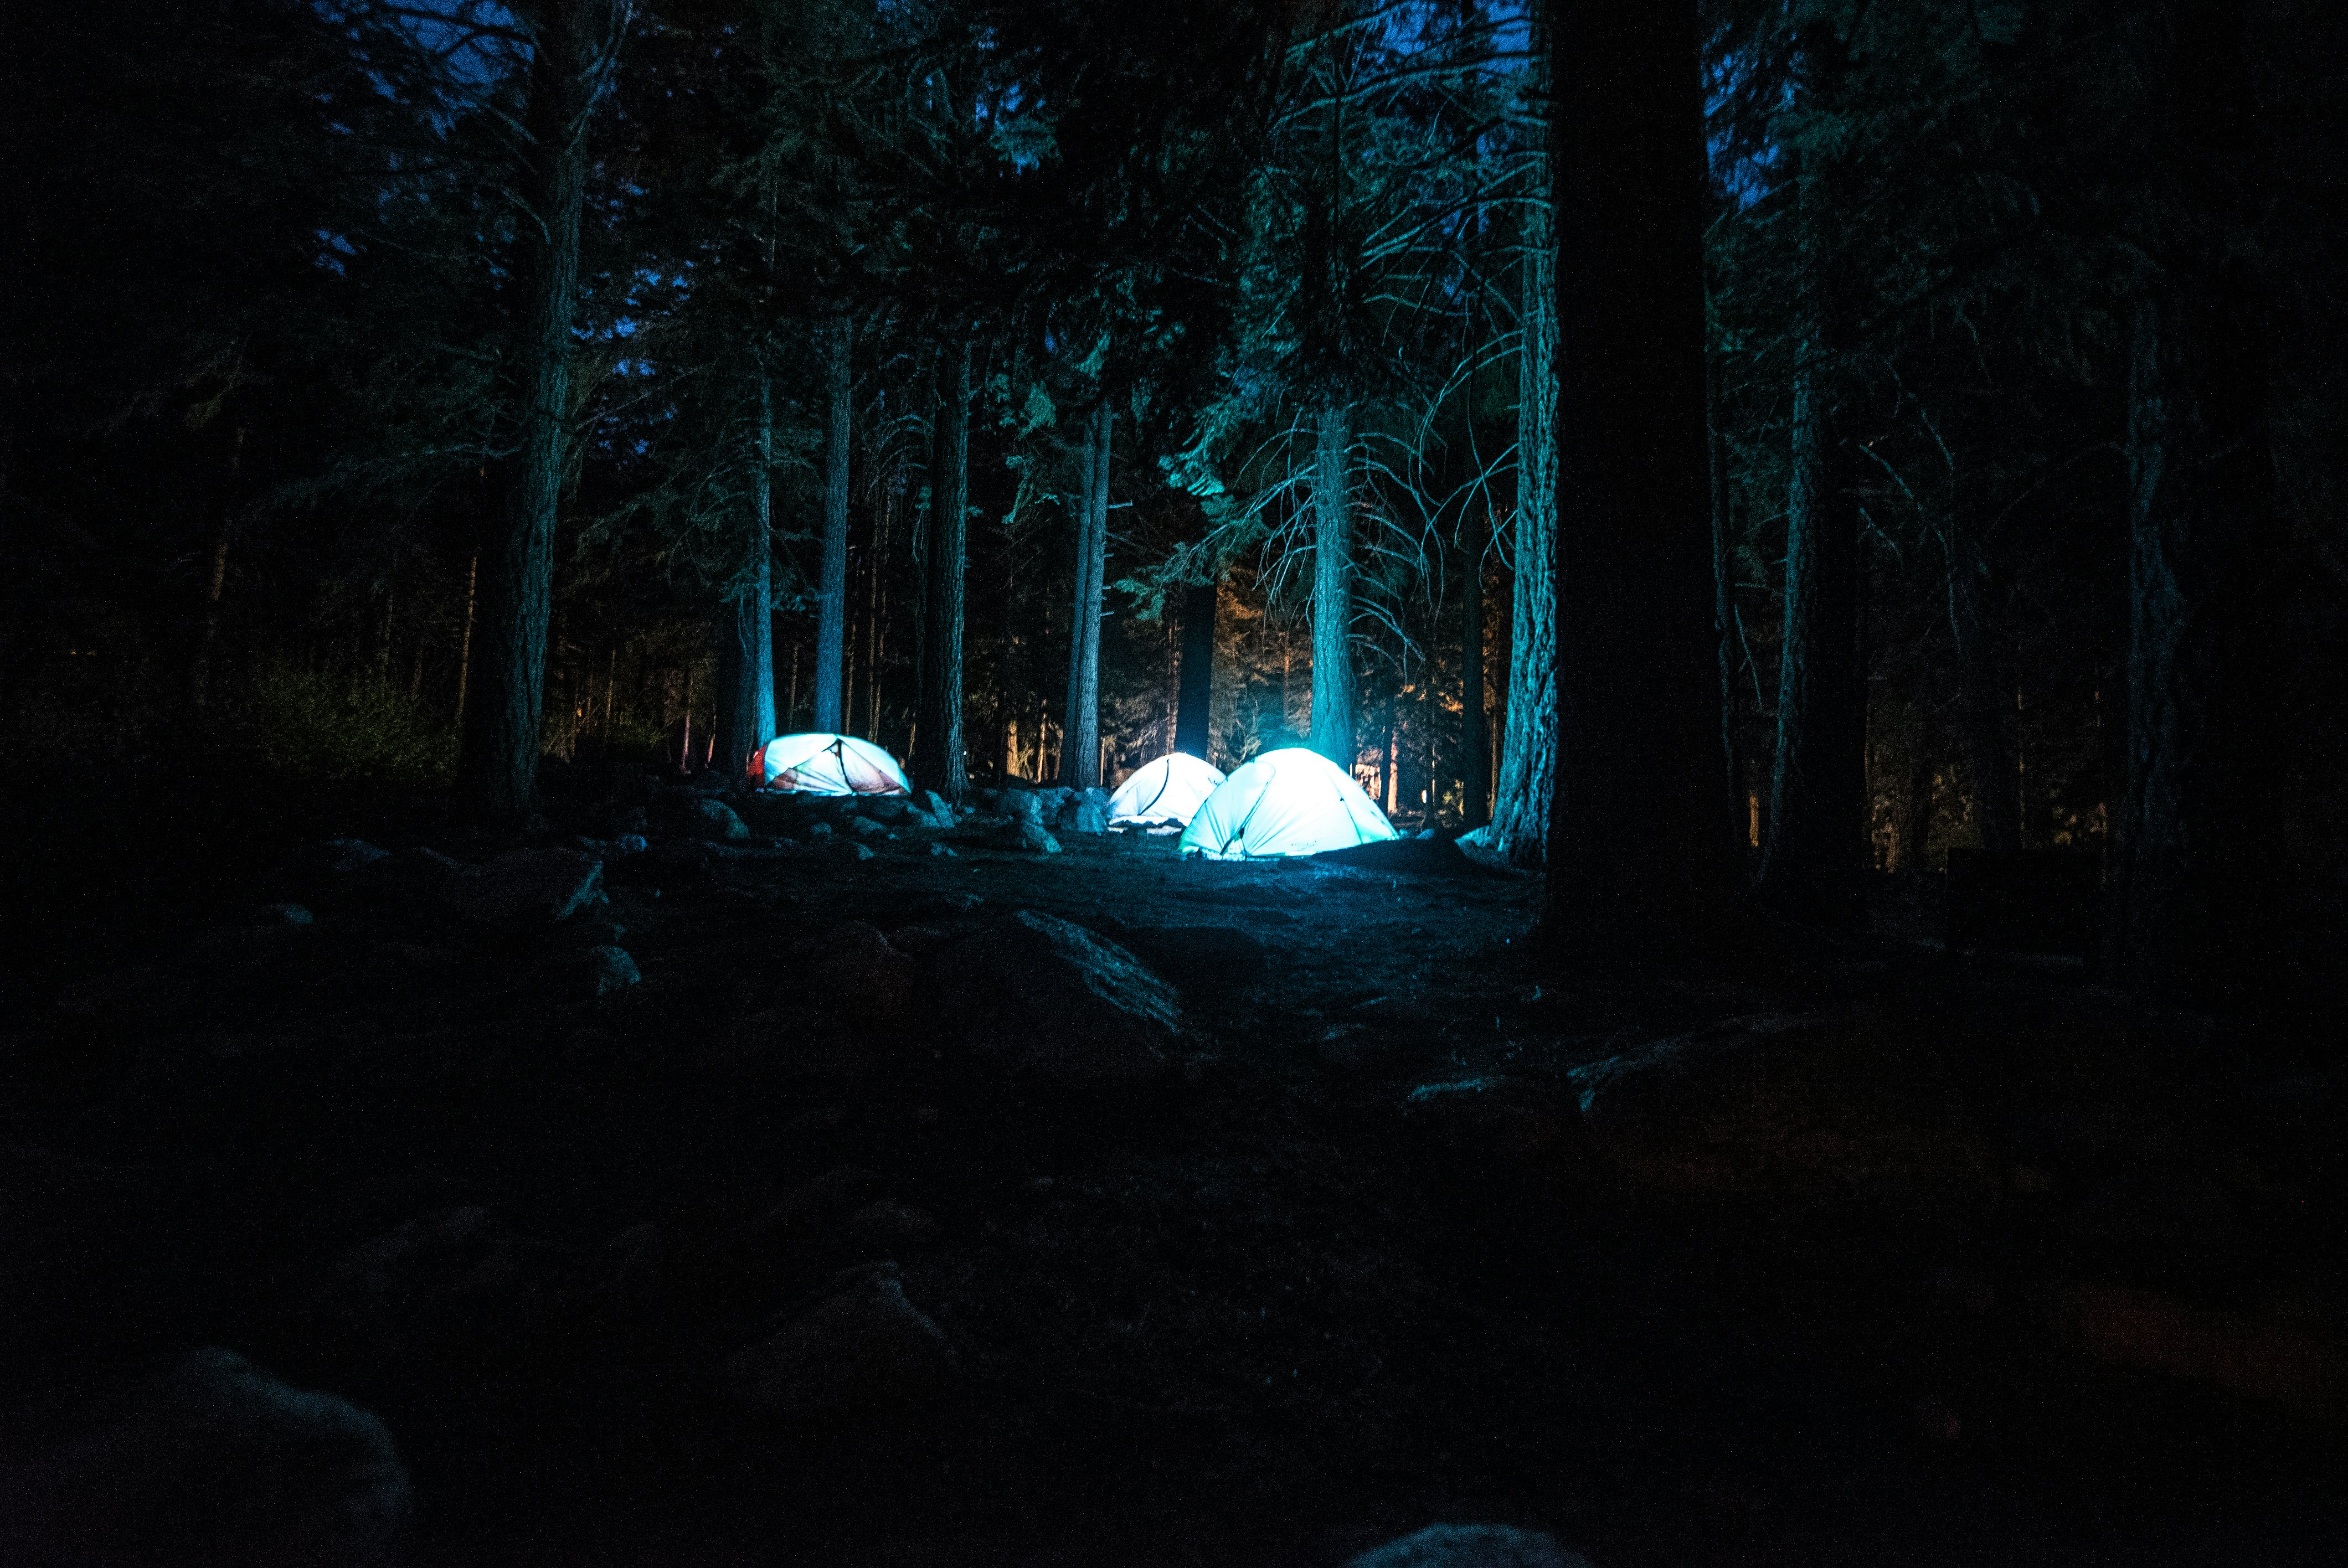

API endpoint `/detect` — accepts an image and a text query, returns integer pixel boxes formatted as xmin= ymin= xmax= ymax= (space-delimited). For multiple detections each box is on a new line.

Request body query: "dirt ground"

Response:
xmin=2 ymin=802 xmax=2342 ymax=1566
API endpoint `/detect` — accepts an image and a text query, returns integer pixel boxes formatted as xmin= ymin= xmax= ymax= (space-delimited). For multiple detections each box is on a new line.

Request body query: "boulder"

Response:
xmin=313 ymin=1206 xmax=525 ymax=1366
xmin=931 ymin=910 xmax=1181 ymax=1088
xmin=724 ymin=1262 xmax=956 ymax=1420
xmin=1347 ymin=1524 xmax=1587 ymax=1568
xmin=849 ymin=841 xmax=877 ymax=862
xmin=918 ymin=789 xmax=957 ymax=826
xmin=532 ymin=943 xmax=639 ymax=999
xmin=1012 ymin=819 xmax=1062 ymax=855
xmin=9 ymin=1348 xmax=409 ymax=1568
xmin=688 ymin=798 xmax=753 ymax=842
xmin=848 ymin=815 xmax=891 ymax=839
xmin=1567 ymin=1012 xmax=1996 ymax=1218
xmin=1054 ymin=797 xmax=1109 ymax=835
xmin=440 ymin=848 xmax=604 ymax=932
xmin=792 ymin=921 xmax=915 ymax=1031
xmin=257 ymin=902 xmax=314 ymax=926
xmin=269 ymin=839 xmax=390 ymax=910
xmin=1002 ymin=791 xmax=1046 ymax=825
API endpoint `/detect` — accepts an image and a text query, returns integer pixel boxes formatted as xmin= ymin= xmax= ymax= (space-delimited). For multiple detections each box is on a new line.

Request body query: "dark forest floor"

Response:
xmin=1 ymin=774 xmax=2342 ymax=1566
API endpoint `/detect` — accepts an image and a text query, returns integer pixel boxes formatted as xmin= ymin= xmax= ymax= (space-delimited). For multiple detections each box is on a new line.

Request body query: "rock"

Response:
xmin=1003 ymin=791 xmax=1046 ymax=824
xmin=1016 ymin=819 xmax=1062 ymax=854
xmin=1403 ymin=1076 xmax=1594 ymax=1231
xmin=848 ymin=815 xmax=891 ymax=839
xmin=931 ymin=910 xmax=1181 ymax=1088
xmin=562 ymin=945 xmax=640 ymax=998
xmin=740 ymin=1166 xmax=884 ymax=1249
xmin=850 ymin=841 xmax=877 ymax=861
xmin=441 ymin=848 xmax=604 ymax=932
xmin=2050 ymin=1282 xmax=2348 ymax=1423
xmin=919 ymin=789 xmax=956 ymax=826
xmin=258 ymin=902 xmax=314 ymax=926
xmin=271 ymin=839 xmax=389 ymax=905
xmin=11 ymin=1348 xmax=409 ymax=1568
xmin=689 ymin=798 xmax=753 ymax=841
xmin=2063 ymin=1166 xmax=2238 ymax=1250
xmin=1105 ymin=925 xmax=1268 ymax=987
xmin=1567 ymin=1012 xmax=1996 ymax=1218
xmin=724 ymin=1262 xmax=956 ymax=1420
xmin=1054 ymin=797 xmax=1109 ymax=835
xmin=792 ymin=921 xmax=915 ymax=1031
xmin=838 ymin=1200 xmax=938 ymax=1254
xmin=806 ymin=821 xmax=835 ymax=839
xmin=863 ymin=797 xmax=910 ymax=823
xmin=1347 ymin=1524 xmax=1587 ymax=1568
xmin=929 ymin=842 xmax=956 ymax=858
xmin=314 ymin=1206 xmax=523 ymax=1366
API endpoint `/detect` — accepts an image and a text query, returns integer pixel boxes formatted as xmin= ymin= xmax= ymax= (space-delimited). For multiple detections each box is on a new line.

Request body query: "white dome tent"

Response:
xmin=1178 ymin=747 xmax=1400 ymax=860
xmin=751 ymin=733 xmax=912 ymax=796
xmin=1106 ymin=752 xmax=1227 ymax=827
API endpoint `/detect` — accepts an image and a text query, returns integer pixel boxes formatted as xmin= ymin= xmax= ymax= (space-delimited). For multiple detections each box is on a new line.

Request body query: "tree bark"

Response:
xmin=914 ymin=339 xmax=972 ymax=803
xmin=1490 ymin=180 xmax=1557 ymax=865
xmin=1063 ymin=402 xmax=1111 ymax=788
xmin=1307 ymin=403 xmax=1355 ymax=767
xmin=717 ymin=377 xmax=779 ymax=778
xmin=455 ymin=0 xmax=609 ymax=825
xmin=1544 ymin=1 xmax=1741 ymax=955
xmin=1175 ymin=577 xmax=1218 ymax=760
xmin=1945 ymin=525 xmax=2020 ymax=852
xmin=813 ymin=316 xmax=852 ymax=731
xmin=2109 ymin=278 xmax=2275 ymax=996
xmin=1754 ymin=341 xmax=1867 ymax=918
xmin=1460 ymin=508 xmax=1490 ymax=827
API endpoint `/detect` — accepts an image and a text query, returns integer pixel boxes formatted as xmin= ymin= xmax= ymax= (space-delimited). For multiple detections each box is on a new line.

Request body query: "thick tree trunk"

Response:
xmin=1754 ymin=349 xmax=1867 ymax=918
xmin=914 ymin=341 xmax=972 ymax=803
xmin=1307 ymin=403 xmax=1355 ymax=767
xmin=2109 ymin=277 xmax=2274 ymax=996
xmin=1945 ymin=529 xmax=2020 ymax=852
xmin=1544 ymin=2 xmax=1741 ymax=955
xmin=1063 ymin=402 xmax=1111 ymax=788
xmin=1175 ymin=578 xmax=1218 ymax=760
xmin=1491 ymin=190 xmax=1557 ymax=866
xmin=1460 ymin=509 xmax=1490 ymax=827
xmin=717 ymin=378 xmax=779 ymax=779
xmin=455 ymin=0 xmax=605 ymax=826
xmin=813 ymin=317 xmax=852 ymax=732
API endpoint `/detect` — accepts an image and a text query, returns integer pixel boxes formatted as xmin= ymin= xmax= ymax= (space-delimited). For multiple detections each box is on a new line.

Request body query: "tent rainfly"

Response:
xmin=752 ymin=733 xmax=912 ymax=796
xmin=1178 ymin=746 xmax=1400 ymax=860
xmin=1106 ymin=752 xmax=1227 ymax=827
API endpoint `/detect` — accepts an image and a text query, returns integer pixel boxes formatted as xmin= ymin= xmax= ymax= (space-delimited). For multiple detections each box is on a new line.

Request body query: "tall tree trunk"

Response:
xmin=1307 ymin=403 xmax=1355 ymax=767
xmin=453 ymin=550 xmax=478 ymax=734
xmin=1175 ymin=577 xmax=1218 ymax=760
xmin=2109 ymin=277 xmax=2275 ymax=996
xmin=813 ymin=316 xmax=852 ymax=731
xmin=1491 ymin=176 xmax=1557 ymax=865
xmin=1754 ymin=335 xmax=1867 ymax=918
xmin=1944 ymin=527 xmax=2020 ymax=852
xmin=1063 ymin=401 xmax=1111 ymax=788
xmin=1707 ymin=349 xmax=1741 ymax=854
xmin=716 ymin=380 xmax=778 ymax=780
xmin=455 ymin=0 xmax=607 ymax=825
xmin=1460 ymin=509 xmax=1490 ymax=827
xmin=1753 ymin=63 xmax=1867 ymax=919
xmin=915 ymin=340 xmax=972 ymax=803
xmin=1544 ymin=1 xmax=1741 ymax=955
xmin=189 ymin=426 xmax=245 ymax=710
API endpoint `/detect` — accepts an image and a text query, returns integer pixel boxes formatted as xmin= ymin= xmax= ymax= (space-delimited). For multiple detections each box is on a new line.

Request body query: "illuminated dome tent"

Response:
xmin=753 ymin=733 xmax=912 ymax=796
xmin=1178 ymin=747 xmax=1400 ymax=860
xmin=1106 ymin=752 xmax=1227 ymax=827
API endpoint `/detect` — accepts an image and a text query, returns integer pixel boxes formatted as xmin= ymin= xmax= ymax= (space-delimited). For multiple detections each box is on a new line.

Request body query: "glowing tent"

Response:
xmin=1106 ymin=752 xmax=1227 ymax=827
xmin=1178 ymin=746 xmax=1400 ymax=860
xmin=752 ymin=733 xmax=912 ymax=796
